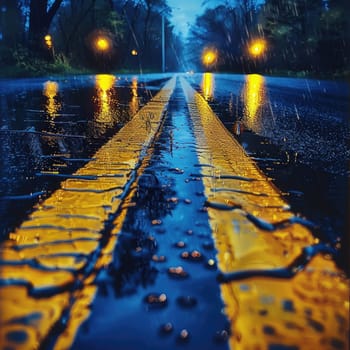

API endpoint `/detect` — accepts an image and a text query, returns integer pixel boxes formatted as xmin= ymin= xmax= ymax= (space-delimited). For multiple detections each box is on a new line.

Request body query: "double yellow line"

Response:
xmin=0 ymin=77 xmax=176 ymax=350
xmin=0 ymin=75 xmax=348 ymax=350
xmin=181 ymin=76 xmax=349 ymax=350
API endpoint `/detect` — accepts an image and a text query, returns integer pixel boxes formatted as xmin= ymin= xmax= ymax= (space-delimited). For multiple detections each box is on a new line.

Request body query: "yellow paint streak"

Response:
xmin=0 ymin=77 xmax=176 ymax=349
xmin=180 ymin=76 xmax=349 ymax=350
xmin=54 ymin=144 xmax=153 ymax=350
xmin=0 ymin=286 xmax=70 ymax=350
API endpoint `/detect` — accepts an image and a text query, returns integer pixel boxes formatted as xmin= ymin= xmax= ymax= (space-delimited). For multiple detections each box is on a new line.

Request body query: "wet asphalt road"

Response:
xmin=186 ymin=73 xmax=349 ymax=247
xmin=1 ymin=73 xmax=348 ymax=245
xmin=0 ymin=72 xmax=348 ymax=259
xmin=0 ymin=73 xmax=348 ymax=348
xmin=72 ymin=79 xmax=229 ymax=350
xmin=71 ymin=73 xmax=349 ymax=348
xmin=0 ymin=74 xmax=172 ymax=238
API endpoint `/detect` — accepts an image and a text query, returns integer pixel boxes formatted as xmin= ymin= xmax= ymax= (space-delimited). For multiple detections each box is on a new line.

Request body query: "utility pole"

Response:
xmin=162 ymin=14 xmax=165 ymax=73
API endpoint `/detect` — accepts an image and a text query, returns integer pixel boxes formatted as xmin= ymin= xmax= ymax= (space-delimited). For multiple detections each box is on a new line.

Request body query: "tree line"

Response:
xmin=0 ymin=0 xmax=348 ymax=76
xmin=0 ymin=0 xmax=183 ymax=75
xmin=186 ymin=0 xmax=350 ymax=76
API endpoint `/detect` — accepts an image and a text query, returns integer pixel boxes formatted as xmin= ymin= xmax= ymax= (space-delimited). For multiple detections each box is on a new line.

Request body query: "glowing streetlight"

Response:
xmin=248 ymin=39 xmax=266 ymax=57
xmin=44 ymin=34 xmax=52 ymax=49
xmin=95 ymin=37 xmax=110 ymax=52
xmin=202 ymin=48 xmax=217 ymax=69
xmin=131 ymin=49 xmax=138 ymax=56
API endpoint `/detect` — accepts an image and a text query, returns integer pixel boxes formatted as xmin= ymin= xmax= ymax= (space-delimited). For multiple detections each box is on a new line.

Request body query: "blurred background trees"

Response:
xmin=186 ymin=0 xmax=349 ymax=76
xmin=0 ymin=0 xmax=182 ymax=74
xmin=0 ymin=0 xmax=348 ymax=76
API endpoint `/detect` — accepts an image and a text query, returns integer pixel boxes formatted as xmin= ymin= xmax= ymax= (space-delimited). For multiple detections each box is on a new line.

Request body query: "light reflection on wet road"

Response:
xmin=0 ymin=74 xmax=172 ymax=238
xmin=188 ymin=72 xmax=349 ymax=249
xmin=0 ymin=76 xmax=177 ymax=350
xmin=72 ymin=79 xmax=229 ymax=350
xmin=0 ymin=73 xmax=348 ymax=350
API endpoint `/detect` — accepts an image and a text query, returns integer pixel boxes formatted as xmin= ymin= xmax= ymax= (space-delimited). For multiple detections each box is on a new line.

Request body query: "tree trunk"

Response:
xmin=28 ymin=0 xmax=63 ymax=54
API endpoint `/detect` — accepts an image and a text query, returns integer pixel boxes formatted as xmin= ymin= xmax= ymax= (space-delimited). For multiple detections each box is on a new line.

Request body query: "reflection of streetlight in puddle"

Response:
xmin=131 ymin=77 xmax=138 ymax=97
xmin=241 ymin=74 xmax=266 ymax=132
xmin=43 ymin=81 xmax=61 ymax=117
xmin=129 ymin=76 xmax=139 ymax=116
xmin=201 ymin=72 xmax=215 ymax=101
xmin=94 ymin=74 xmax=116 ymax=124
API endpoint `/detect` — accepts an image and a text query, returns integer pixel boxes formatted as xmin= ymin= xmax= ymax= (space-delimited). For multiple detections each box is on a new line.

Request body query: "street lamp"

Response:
xmin=248 ymin=39 xmax=266 ymax=58
xmin=95 ymin=36 xmax=110 ymax=52
xmin=44 ymin=35 xmax=52 ymax=49
xmin=202 ymin=48 xmax=217 ymax=70
xmin=162 ymin=14 xmax=165 ymax=73
xmin=88 ymin=30 xmax=115 ymax=71
xmin=159 ymin=8 xmax=171 ymax=73
xmin=44 ymin=34 xmax=54 ymax=59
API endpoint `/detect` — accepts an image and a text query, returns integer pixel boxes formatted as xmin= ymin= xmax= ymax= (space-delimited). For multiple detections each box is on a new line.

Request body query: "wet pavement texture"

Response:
xmin=72 ymin=80 xmax=229 ymax=350
xmin=0 ymin=76 xmax=177 ymax=350
xmin=0 ymin=74 xmax=171 ymax=238
xmin=0 ymin=73 xmax=349 ymax=350
xmin=187 ymin=73 xmax=349 ymax=251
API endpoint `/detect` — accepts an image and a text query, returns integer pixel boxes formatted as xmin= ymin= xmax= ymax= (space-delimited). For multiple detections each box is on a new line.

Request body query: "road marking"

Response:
xmin=0 ymin=77 xmax=176 ymax=350
xmin=180 ymin=76 xmax=349 ymax=350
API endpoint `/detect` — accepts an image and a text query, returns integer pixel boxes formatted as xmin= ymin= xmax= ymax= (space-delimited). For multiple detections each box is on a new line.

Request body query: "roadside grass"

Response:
xmin=0 ymin=49 xmax=348 ymax=82
xmin=263 ymin=68 xmax=350 ymax=81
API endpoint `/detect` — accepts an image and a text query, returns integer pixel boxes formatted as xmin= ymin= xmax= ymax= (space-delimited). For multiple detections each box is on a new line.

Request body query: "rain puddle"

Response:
xmin=0 ymin=75 xmax=347 ymax=350
xmin=0 ymin=74 xmax=170 ymax=239
xmin=0 ymin=77 xmax=176 ymax=350
xmin=185 ymin=73 xmax=349 ymax=269
xmin=71 ymin=80 xmax=229 ymax=350
xmin=179 ymin=75 xmax=349 ymax=350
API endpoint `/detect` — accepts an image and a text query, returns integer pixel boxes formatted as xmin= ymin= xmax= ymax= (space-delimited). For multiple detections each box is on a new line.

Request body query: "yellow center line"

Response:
xmin=0 ymin=77 xmax=176 ymax=350
xmin=180 ymin=76 xmax=349 ymax=350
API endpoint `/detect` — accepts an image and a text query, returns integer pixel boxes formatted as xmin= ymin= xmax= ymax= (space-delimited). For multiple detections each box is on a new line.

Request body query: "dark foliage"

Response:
xmin=186 ymin=0 xmax=350 ymax=76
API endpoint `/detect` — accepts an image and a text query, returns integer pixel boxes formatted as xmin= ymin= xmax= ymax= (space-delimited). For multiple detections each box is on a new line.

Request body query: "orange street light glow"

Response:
xmin=44 ymin=34 xmax=52 ymax=49
xmin=202 ymin=49 xmax=217 ymax=67
xmin=96 ymin=37 xmax=110 ymax=51
xmin=131 ymin=49 xmax=138 ymax=56
xmin=249 ymin=39 xmax=266 ymax=57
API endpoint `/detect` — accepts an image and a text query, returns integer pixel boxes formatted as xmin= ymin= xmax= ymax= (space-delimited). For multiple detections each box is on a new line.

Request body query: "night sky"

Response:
xmin=167 ymin=0 xmax=219 ymax=36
